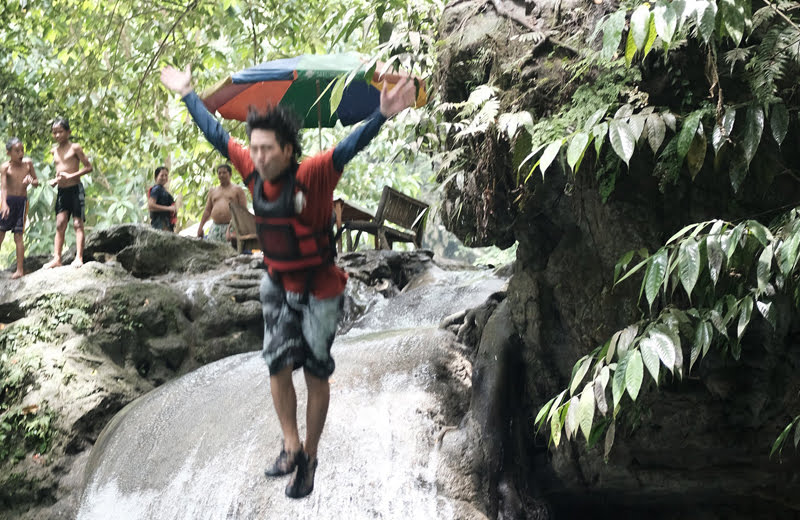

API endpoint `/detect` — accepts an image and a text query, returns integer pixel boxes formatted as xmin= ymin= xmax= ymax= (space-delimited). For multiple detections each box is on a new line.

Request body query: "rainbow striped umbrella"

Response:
xmin=201 ymin=52 xmax=426 ymax=128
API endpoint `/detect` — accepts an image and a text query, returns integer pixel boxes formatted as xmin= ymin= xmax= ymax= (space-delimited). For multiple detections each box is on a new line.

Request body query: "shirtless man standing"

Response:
xmin=197 ymin=164 xmax=247 ymax=243
xmin=44 ymin=117 xmax=93 ymax=268
xmin=0 ymin=137 xmax=39 ymax=278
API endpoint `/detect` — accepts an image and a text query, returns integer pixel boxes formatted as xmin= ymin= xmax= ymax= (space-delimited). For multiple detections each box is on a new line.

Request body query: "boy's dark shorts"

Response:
xmin=0 ymin=195 xmax=27 ymax=234
xmin=260 ymin=273 xmax=343 ymax=379
xmin=55 ymin=183 xmax=85 ymax=220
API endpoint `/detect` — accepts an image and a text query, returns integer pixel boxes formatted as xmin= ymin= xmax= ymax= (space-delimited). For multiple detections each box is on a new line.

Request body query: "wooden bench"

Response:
xmin=342 ymin=186 xmax=428 ymax=250
xmin=228 ymin=202 xmax=260 ymax=254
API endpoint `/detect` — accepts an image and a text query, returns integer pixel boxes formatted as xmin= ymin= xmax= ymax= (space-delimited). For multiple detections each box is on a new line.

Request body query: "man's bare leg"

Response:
xmin=284 ymin=369 xmax=329 ymax=499
xmin=270 ymin=365 xmax=301 ymax=455
xmin=11 ymin=233 xmax=24 ymax=279
xmin=44 ymin=212 xmax=69 ymax=268
xmin=303 ymin=369 xmax=330 ymax=460
xmin=71 ymin=217 xmax=85 ymax=266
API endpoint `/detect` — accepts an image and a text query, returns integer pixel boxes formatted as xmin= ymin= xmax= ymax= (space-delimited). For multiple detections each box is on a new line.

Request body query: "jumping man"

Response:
xmin=161 ymin=64 xmax=416 ymax=498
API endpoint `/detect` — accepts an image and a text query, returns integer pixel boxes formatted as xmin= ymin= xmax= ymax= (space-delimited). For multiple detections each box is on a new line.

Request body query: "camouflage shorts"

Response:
xmin=259 ymin=273 xmax=343 ymax=379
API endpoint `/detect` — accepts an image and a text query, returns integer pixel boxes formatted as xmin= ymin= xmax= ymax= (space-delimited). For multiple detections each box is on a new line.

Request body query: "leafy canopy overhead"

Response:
xmin=0 ymin=0 xmax=440 ymax=260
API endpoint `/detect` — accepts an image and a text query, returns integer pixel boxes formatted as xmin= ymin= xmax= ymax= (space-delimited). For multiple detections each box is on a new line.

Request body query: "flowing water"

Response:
xmin=77 ymin=265 xmax=505 ymax=519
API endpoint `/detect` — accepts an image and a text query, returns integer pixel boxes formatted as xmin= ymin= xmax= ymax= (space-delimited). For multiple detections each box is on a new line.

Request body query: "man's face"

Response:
xmin=217 ymin=167 xmax=232 ymax=186
xmin=52 ymin=125 xmax=69 ymax=144
xmin=156 ymin=168 xmax=169 ymax=186
xmin=7 ymin=143 xmax=24 ymax=162
xmin=249 ymin=129 xmax=292 ymax=182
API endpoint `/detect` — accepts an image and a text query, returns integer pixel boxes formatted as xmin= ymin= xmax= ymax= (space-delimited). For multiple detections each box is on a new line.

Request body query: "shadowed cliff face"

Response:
xmin=434 ymin=1 xmax=800 ymax=518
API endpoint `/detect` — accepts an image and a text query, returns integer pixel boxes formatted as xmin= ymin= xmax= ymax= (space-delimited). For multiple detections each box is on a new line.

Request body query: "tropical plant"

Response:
xmin=0 ymin=0 xmax=442 ymax=265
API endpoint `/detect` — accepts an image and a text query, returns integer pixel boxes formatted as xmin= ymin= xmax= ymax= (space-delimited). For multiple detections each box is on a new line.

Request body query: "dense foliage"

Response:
xmin=0 ymin=0 xmax=441 ymax=263
xmin=518 ymin=0 xmax=800 ymax=456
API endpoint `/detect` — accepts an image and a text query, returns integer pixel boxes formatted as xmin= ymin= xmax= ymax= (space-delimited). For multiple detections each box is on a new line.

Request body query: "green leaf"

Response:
xmin=547 ymin=389 xmax=567 ymax=423
xmin=794 ymin=419 xmax=800 ymax=449
xmin=565 ymin=396 xmax=580 ymax=440
xmin=712 ymin=107 xmax=736 ymax=153
xmin=602 ymin=10 xmax=627 ymax=60
xmin=640 ymin=338 xmax=660 ymax=384
xmin=686 ymin=124 xmax=707 ymax=179
xmin=570 ymin=356 xmax=592 ymax=395
xmin=695 ymin=0 xmax=718 ymax=43
xmin=567 ymin=132 xmax=590 ymax=173
xmin=737 ymin=295 xmax=753 ymax=338
xmin=578 ymin=383 xmax=596 ymax=442
xmin=757 ymin=244 xmax=773 ymax=294
xmin=743 ymin=104 xmax=765 ymax=166
xmin=594 ymin=366 xmax=610 ymax=415
xmin=625 ymin=29 xmax=638 ymax=66
xmin=616 ymin=106 xmax=634 ymax=123
xmin=646 ymin=113 xmax=666 ymax=154
xmin=649 ymin=328 xmax=677 ymax=375
xmin=329 ymin=74 xmax=348 ymax=116
xmin=653 ymin=1 xmax=677 ymax=45
xmin=643 ymin=16 xmax=658 ymax=58
xmin=770 ymin=419 xmax=795 ymax=458
xmin=617 ymin=324 xmax=639 ymax=359
xmin=612 ymin=351 xmax=631 ymax=408
xmin=551 ymin=406 xmax=563 ymax=447
xmin=678 ymin=238 xmax=701 ymax=299
xmin=747 ymin=220 xmax=773 ymax=247
xmin=720 ymin=0 xmax=746 ymax=46
xmin=677 ymin=111 xmax=703 ymax=163
xmin=535 ymin=397 xmax=555 ymax=431
xmin=593 ymin=122 xmax=609 ymax=156
xmin=729 ymin=147 xmax=749 ymax=194
xmin=777 ymin=232 xmax=800 ymax=276
xmin=626 ymin=350 xmax=644 ymax=400
xmin=644 ymin=248 xmax=668 ymax=307
xmin=662 ymin=111 xmax=677 ymax=132
xmin=614 ymin=250 xmax=636 ymax=283
xmin=539 ymin=139 xmax=564 ymax=178
xmin=631 ymin=5 xmax=652 ymax=50
xmin=706 ymin=235 xmax=724 ymax=286
xmin=585 ymin=107 xmax=607 ymax=132
xmin=604 ymin=420 xmax=616 ymax=460
xmin=629 ymin=114 xmax=647 ymax=141
xmin=757 ymin=300 xmax=775 ymax=329
xmin=771 ymin=103 xmax=789 ymax=146
xmin=691 ymin=321 xmax=713 ymax=370
xmin=609 ymin=120 xmax=636 ymax=166
xmin=726 ymin=222 xmax=745 ymax=259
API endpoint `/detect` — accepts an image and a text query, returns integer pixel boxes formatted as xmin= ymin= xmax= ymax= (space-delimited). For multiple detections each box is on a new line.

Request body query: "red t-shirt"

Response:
xmin=227 ymin=139 xmax=348 ymax=299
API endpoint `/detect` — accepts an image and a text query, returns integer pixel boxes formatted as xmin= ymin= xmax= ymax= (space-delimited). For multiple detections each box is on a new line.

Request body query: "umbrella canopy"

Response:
xmin=201 ymin=53 xmax=427 ymax=128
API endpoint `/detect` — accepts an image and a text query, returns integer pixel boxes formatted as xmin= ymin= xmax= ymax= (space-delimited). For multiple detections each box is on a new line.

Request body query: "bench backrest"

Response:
xmin=375 ymin=186 xmax=428 ymax=232
xmin=228 ymin=202 xmax=257 ymax=237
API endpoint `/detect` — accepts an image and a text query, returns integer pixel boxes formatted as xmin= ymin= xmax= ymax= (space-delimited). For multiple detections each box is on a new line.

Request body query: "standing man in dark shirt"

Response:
xmin=161 ymin=63 xmax=416 ymax=499
xmin=148 ymin=166 xmax=177 ymax=231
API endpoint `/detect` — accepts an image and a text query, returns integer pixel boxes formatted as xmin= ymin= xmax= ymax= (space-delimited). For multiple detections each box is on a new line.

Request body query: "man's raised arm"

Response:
xmin=331 ymin=77 xmax=417 ymax=172
xmin=160 ymin=65 xmax=235 ymax=162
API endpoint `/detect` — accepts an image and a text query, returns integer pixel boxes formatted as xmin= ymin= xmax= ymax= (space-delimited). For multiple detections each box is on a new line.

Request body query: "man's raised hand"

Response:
xmin=160 ymin=65 xmax=193 ymax=97
xmin=379 ymin=77 xmax=417 ymax=119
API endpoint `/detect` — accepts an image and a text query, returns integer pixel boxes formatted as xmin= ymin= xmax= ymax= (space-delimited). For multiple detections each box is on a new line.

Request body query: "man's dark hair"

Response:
xmin=154 ymin=166 xmax=167 ymax=181
xmin=6 ymin=137 xmax=22 ymax=152
xmin=216 ymin=164 xmax=232 ymax=175
xmin=52 ymin=117 xmax=70 ymax=132
xmin=246 ymin=105 xmax=302 ymax=160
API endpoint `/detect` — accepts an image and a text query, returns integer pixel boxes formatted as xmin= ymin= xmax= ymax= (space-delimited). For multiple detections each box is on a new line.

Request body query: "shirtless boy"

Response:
xmin=197 ymin=164 xmax=247 ymax=243
xmin=44 ymin=118 xmax=93 ymax=268
xmin=0 ymin=137 xmax=39 ymax=278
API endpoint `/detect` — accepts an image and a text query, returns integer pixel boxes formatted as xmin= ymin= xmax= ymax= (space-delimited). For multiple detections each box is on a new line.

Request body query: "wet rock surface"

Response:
xmin=0 ymin=224 xmax=498 ymax=519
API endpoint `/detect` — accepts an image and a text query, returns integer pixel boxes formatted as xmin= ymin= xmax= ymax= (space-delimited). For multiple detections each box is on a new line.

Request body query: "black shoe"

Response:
xmin=264 ymin=444 xmax=300 ymax=477
xmin=285 ymin=451 xmax=317 ymax=499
